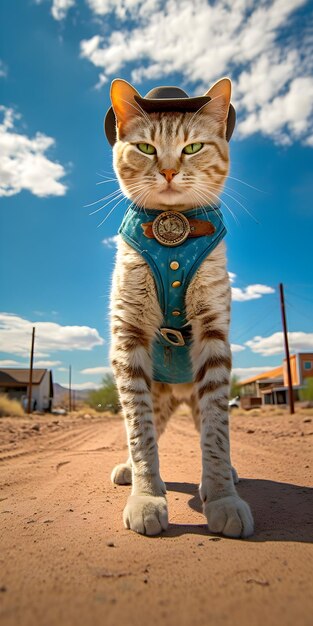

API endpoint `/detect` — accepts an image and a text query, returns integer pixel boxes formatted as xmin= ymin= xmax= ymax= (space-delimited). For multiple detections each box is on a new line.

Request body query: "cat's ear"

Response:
xmin=110 ymin=79 xmax=142 ymax=129
xmin=203 ymin=78 xmax=231 ymax=123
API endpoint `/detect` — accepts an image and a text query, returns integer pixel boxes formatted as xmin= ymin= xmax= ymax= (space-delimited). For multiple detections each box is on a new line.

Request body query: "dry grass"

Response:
xmin=231 ymin=405 xmax=289 ymax=418
xmin=0 ymin=394 xmax=25 ymax=418
xmin=231 ymin=404 xmax=313 ymax=418
xmin=298 ymin=406 xmax=313 ymax=416
xmin=73 ymin=407 xmax=105 ymax=418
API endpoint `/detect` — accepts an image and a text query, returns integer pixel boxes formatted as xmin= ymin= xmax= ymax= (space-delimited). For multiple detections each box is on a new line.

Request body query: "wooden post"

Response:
xmin=69 ymin=365 xmax=72 ymax=412
xmin=279 ymin=283 xmax=294 ymax=414
xmin=27 ymin=327 xmax=35 ymax=414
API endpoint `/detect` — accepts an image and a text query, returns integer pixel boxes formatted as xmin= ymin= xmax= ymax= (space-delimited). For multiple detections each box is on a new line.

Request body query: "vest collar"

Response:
xmin=125 ymin=202 xmax=222 ymax=220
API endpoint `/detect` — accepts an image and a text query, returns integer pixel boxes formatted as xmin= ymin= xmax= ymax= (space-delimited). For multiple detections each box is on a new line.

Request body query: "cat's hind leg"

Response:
xmin=111 ymin=382 xmax=176 ymax=485
xmin=152 ymin=381 xmax=179 ymax=438
xmin=190 ymin=392 xmax=239 ymax=484
xmin=111 ymin=455 xmax=132 ymax=485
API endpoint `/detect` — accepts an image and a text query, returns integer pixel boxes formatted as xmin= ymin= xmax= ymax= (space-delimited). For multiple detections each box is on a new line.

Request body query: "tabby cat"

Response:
xmin=107 ymin=78 xmax=254 ymax=538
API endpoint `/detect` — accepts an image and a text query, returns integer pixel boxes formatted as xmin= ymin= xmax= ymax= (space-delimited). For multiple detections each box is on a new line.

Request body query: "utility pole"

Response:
xmin=69 ymin=365 xmax=72 ymax=412
xmin=27 ymin=327 xmax=35 ymax=414
xmin=279 ymin=283 xmax=294 ymax=414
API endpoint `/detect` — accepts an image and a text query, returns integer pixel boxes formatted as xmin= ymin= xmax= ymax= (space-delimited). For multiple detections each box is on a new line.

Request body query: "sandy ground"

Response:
xmin=0 ymin=407 xmax=312 ymax=626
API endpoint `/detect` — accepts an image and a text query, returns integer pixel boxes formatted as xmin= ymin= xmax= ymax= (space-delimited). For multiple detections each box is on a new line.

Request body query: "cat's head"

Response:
xmin=109 ymin=79 xmax=231 ymax=211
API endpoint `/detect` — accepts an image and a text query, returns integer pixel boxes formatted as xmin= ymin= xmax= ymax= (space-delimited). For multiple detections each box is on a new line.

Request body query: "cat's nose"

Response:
xmin=160 ymin=168 xmax=178 ymax=183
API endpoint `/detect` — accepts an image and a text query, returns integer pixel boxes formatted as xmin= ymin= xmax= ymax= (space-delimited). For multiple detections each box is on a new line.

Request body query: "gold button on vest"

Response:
xmin=172 ymin=310 xmax=181 ymax=316
xmin=171 ymin=280 xmax=181 ymax=288
xmin=170 ymin=261 xmax=179 ymax=270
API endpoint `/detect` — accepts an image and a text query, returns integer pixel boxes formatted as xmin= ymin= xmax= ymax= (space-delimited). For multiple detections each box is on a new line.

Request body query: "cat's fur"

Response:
xmin=108 ymin=78 xmax=254 ymax=537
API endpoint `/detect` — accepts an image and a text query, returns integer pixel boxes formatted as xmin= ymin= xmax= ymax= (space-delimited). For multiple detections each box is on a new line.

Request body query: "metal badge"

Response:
xmin=152 ymin=211 xmax=190 ymax=247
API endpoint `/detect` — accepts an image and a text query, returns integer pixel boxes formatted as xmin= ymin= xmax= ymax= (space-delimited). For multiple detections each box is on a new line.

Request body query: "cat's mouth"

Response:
xmin=159 ymin=184 xmax=181 ymax=195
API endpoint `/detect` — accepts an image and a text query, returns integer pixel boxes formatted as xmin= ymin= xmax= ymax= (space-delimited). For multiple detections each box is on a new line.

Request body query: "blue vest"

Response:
xmin=118 ymin=204 xmax=226 ymax=384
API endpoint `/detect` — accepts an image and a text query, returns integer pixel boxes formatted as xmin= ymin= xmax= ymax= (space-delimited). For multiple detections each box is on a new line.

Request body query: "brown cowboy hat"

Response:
xmin=104 ymin=84 xmax=236 ymax=145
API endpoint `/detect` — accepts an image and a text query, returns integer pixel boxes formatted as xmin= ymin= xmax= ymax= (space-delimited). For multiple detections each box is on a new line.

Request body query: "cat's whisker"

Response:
xmin=96 ymin=173 xmax=117 ymax=180
xmin=191 ymin=189 xmax=218 ymax=223
xmin=219 ymin=190 xmax=259 ymax=224
xmin=89 ymin=192 xmax=125 ymax=216
xmin=121 ymin=183 xmax=153 ymax=202
xmin=96 ymin=194 xmax=129 ymax=228
xmin=199 ymin=180 xmax=247 ymax=200
xmin=97 ymin=169 xmax=116 ymax=177
xmin=96 ymin=179 xmax=119 ymax=185
xmin=119 ymin=98 xmax=153 ymax=127
xmin=88 ymin=181 xmax=149 ymax=213
xmin=131 ymin=188 xmax=151 ymax=217
xmin=185 ymin=93 xmax=225 ymax=132
xmin=208 ymin=188 xmax=240 ymax=226
xmin=185 ymin=100 xmax=215 ymax=131
xmin=84 ymin=188 xmax=121 ymax=209
xmin=197 ymin=182 xmax=259 ymax=224
xmin=226 ymin=175 xmax=265 ymax=193
xmin=192 ymin=185 xmax=233 ymax=230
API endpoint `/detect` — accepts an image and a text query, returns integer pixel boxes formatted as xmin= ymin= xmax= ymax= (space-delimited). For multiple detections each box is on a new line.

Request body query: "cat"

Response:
xmin=107 ymin=78 xmax=254 ymax=538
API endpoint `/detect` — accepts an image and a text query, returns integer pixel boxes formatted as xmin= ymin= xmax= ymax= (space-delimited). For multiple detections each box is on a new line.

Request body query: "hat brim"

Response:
xmin=104 ymin=96 xmax=236 ymax=145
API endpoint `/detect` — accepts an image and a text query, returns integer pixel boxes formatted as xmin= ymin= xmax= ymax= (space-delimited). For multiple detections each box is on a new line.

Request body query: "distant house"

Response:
xmin=239 ymin=352 xmax=313 ymax=405
xmin=0 ymin=368 xmax=54 ymax=412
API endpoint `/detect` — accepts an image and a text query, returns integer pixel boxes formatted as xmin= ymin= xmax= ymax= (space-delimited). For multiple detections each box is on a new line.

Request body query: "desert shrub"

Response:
xmin=230 ymin=374 xmax=241 ymax=398
xmin=0 ymin=394 xmax=25 ymax=417
xmin=87 ymin=374 xmax=120 ymax=413
xmin=299 ymin=377 xmax=313 ymax=402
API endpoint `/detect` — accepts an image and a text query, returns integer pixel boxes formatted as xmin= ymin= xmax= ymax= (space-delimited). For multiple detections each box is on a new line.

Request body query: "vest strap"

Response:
xmin=142 ymin=217 xmax=216 ymax=240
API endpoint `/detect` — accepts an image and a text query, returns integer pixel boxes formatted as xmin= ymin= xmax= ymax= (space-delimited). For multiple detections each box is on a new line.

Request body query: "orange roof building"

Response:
xmin=238 ymin=353 xmax=313 ymax=405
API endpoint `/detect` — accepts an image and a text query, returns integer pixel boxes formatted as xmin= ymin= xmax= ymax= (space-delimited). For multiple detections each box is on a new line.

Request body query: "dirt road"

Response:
xmin=0 ymin=408 xmax=312 ymax=626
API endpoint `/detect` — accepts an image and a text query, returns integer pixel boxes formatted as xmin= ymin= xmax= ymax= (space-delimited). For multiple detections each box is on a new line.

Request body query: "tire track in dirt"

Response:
xmin=0 ymin=412 xmax=312 ymax=626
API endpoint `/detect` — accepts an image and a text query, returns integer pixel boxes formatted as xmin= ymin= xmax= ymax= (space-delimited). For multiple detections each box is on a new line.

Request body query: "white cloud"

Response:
xmin=86 ymin=0 xmax=161 ymax=18
xmin=232 ymin=284 xmax=275 ymax=302
xmin=78 ymin=0 xmax=313 ymax=146
xmin=0 ymin=312 xmax=104 ymax=358
xmin=70 ymin=381 xmax=102 ymax=390
xmin=80 ymin=366 xmax=112 ymax=375
xmin=0 ymin=358 xmax=61 ymax=368
xmin=0 ymin=105 xmax=67 ymax=197
xmin=33 ymin=360 xmax=62 ymax=367
xmin=229 ymin=273 xmax=275 ymax=301
xmin=231 ymin=344 xmax=245 ymax=353
xmin=0 ymin=359 xmax=22 ymax=367
xmin=102 ymin=235 xmax=119 ymax=248
xmin=237 ymin=77 xmax=313 ymax=143
xmin=0 ymin=60 xmax=8 ymax=78
xmin=51 ymin=0 xmax=75 ymax=20
xmin=246 ymin=331 xmax=313 ymax=356
xmin=232 ymin=366 xmax=278 ymax=381
xmin=57 ymin=367 xmax=68 ymax=372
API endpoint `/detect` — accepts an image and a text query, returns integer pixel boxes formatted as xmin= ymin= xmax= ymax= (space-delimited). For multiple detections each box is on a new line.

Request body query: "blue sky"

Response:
xmin=1 ymin=0 xmax=313 ymax=390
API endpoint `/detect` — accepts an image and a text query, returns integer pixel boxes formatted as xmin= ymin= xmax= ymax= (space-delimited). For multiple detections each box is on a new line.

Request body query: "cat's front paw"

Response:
xmin=111 ymin=463 xmax=132 ymax=485
xmin=123 ymin=495 xmax=168 ymax=536
xmin=204 ymin=495 xmax=254 ymax=538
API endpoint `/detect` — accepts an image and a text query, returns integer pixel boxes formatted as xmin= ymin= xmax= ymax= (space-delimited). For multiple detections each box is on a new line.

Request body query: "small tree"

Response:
xmin=299 ymin=377 xmax=313 ymax=402
xmin=230 ymin=374 xmax=241 ymax=398
xmin=87 ymin=374 xmax=120 ymax=413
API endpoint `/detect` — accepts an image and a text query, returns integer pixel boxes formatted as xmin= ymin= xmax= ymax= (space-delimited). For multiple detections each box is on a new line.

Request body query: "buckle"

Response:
xmin=160 ymin=328 xmax=185 ymax=346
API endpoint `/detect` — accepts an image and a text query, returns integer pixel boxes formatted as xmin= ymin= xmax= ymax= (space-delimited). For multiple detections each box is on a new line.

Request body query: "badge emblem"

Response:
xmin=152 ymin=211 xmax=190 ymax=247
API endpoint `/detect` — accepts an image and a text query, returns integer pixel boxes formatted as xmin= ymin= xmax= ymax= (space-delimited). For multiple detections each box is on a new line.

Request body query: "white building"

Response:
xmin=0 ymin=368 xmax=54 ymax=412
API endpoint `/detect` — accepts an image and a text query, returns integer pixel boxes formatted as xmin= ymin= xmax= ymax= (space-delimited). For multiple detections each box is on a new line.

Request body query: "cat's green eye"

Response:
xmin=137 ymin=143 xmax=156 ymax=155
xmin=183 ymin=142 xmax=203 ymax=155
